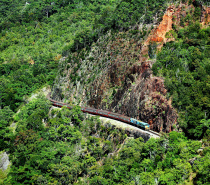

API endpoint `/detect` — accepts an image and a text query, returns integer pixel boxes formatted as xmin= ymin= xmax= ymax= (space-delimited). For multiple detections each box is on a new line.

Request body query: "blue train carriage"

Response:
xmin=130 ymin=118 xmax=150 ymax=130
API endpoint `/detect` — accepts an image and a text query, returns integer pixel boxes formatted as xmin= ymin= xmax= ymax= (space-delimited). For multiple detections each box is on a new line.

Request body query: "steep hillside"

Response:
xmin=1 ymin=1 xmax=210 ymax=184
xmin=53 ymin=2 xmax=209 ymax=134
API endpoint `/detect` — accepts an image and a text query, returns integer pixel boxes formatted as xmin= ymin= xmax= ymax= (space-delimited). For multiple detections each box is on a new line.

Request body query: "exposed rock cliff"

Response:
xmin=53 ymin=2 xmax=209 ymax=133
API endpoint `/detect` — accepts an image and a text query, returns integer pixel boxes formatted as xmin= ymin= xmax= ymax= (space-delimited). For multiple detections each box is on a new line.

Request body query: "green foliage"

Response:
xmin=152 ymin=24 xmax=210 ymax=139
xmin=0 ymin=0 xmax=118 ymax=111
xmin=0 ymin=60 xmax=58 ymax=111
xmin=0 ymin=107 xmax=14 ymax=151
xmin=1 ymin=0 xmax=210 ymax=184
xmin=193 ymin=151 xmax=210 ymax=184
xmin=5 ymin=101 xmax=127 ymax=184
xmin=92 ymin=0 xmax=171 ymax=35
xmin=0 ymin=0 xmax=178 ymax=111
xmin=87 ymin=132 xmax=204 ymax=185
xmin=15 ymin=95 xmax=51 ymax=132
xmin=3 ymin=100 xmax=209 ymax=184
xmin=114 ymin=0 xmax=168 ymax=30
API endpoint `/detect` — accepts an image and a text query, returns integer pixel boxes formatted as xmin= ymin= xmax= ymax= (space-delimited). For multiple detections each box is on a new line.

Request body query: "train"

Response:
xmin=47 ymin=93 xmax=150 ymax=130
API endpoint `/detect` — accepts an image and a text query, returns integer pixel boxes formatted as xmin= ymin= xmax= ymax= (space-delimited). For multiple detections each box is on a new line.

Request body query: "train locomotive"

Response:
xmin=47 ymin=93 xmax=150 ymax=130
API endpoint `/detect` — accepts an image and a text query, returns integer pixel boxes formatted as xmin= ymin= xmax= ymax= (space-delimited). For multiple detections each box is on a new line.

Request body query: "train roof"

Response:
xmin=120 ymin=115 xmax=131 ymax=120
xmin=98 ymin=110 xmax=110 ymax=114
xmin=109 ymin=112 xmax=121 ymax=116
xmin=139 ymin=121 xmax=150 ymax=126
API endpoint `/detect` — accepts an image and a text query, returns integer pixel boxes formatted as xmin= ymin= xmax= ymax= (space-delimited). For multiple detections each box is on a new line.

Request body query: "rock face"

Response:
xmin=201 ymin=6 xmax=210 ymax=25
xmin=0 ymin=152 xmax=10 ymax=171
xmin=53 ymin=3 xmax=209 ymax=133
xmin=141 ymin=5 xmax=174 ymax=55
xmin=86 ymin=4 xmax=186 ymax=133
xmin=87 ymin=57 xmax=177 ymax=133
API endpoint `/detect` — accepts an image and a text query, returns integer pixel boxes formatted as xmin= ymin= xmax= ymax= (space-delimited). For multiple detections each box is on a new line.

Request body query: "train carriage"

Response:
xmin=47 ymin=92 xmax=150 ymax=131
xmin=97 ymin=110 xmax=110 ymax=117
xmin=108 ymin=113 xmax=120 ymax=119
xmin=119 ymin=115 xmax=130 ymax=123
xmin=84 ymin=108 xmax=97 ymax=114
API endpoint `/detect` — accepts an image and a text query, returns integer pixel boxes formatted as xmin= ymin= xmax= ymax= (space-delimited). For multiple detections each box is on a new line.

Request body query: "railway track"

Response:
xmin=147 ymin=130 xmax=160 ymax=137
xmin=47 ymin=93 xmax=160 ymax=138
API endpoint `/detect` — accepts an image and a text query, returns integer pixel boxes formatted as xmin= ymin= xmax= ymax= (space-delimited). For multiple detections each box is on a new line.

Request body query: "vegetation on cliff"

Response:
xmin=53 ymin=0 xmax=209 ymax=137
xmin=0 ymin=0 xmax=178 ymax=111
xmin=152 ymin=23 xmax=210 ymax=139
xmin=0 ymin=0 xmax=210 ymax=184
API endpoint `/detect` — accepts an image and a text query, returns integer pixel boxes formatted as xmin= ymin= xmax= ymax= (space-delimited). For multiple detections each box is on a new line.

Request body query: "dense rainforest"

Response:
xmin=0 ymin=0 xmax=210 ymax=184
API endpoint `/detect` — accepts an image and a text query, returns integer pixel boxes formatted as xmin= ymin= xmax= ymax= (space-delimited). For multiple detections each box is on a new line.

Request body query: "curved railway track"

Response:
xmin=47 ymin=93 xmax=160 ymax=138
xmin=147 ymin=130 xmax=160 ymax=137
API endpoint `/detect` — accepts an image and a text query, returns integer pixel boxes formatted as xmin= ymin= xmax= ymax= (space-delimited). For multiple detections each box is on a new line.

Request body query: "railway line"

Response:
xmin=147 ymin=130 xmax=160 ymax=137
xmin=47 ymin=93 xmax=160 ymax=138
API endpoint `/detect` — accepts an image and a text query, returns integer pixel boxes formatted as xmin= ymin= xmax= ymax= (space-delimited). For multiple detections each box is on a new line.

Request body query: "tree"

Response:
xmin=193 ymin=153 xmax=210 ymax=185
xmin=0 ymin=106 xmax=14 ymax=150
xmin=195 ymin=119 xmax=210 ymax=138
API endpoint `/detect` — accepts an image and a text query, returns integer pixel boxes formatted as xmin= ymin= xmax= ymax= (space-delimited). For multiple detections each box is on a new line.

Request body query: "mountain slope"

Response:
xmin=53 ymin=2 xmax=209 ymax=135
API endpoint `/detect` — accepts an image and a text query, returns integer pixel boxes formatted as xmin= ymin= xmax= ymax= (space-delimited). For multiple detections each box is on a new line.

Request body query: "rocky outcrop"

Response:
xmin=53 ymin=2 xmax=209 ymax=133
xmin=87 ymin=57 xmax=177 ymax=132
xmin=201 ymin=6 xmax=210 ymax=25
xmin=0 ymin=152 xmax=10 ymax=171
xmin=142 ymin=2 xmax=209 ymax=55
xmin=85 ymin=5 xmax=183 ymax=133
xmin=141 ymin=5 xmax=175 ymax=55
